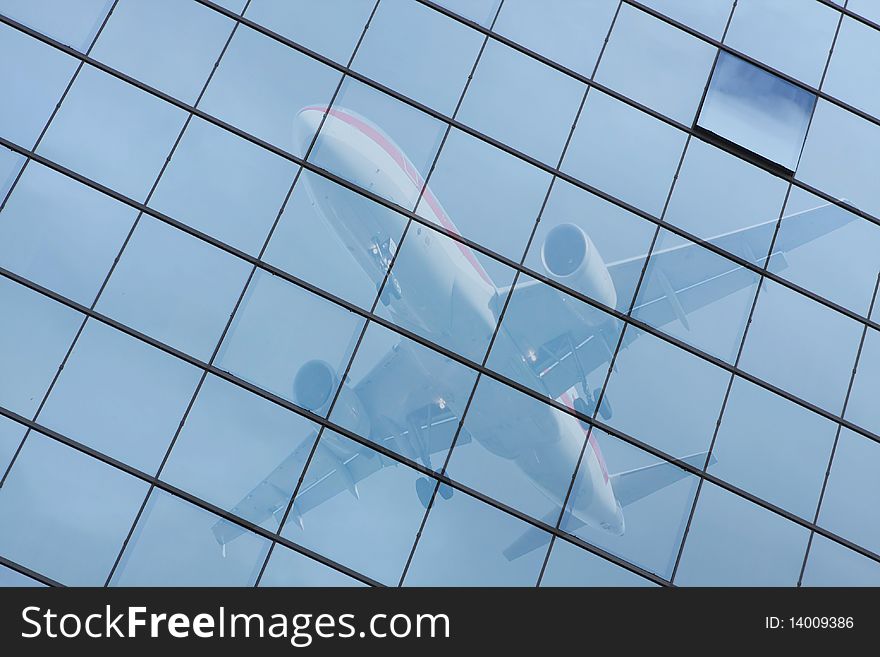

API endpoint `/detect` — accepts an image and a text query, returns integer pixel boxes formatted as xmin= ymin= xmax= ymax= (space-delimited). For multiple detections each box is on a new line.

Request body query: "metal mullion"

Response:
xmin=0 ymin=554 xmax=63 ymax=588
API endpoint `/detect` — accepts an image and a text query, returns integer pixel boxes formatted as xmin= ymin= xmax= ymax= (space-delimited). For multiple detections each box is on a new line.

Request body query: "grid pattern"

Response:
xmin=1 ymin=0 xmax=879 ymax=587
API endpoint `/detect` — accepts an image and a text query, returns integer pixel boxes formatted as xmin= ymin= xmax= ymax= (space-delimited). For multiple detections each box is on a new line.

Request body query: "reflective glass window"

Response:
xmin=739 ymin=280 xmax=862 ymax=414
xmin=493 ymin=0 xmax=618 ymax=75
xmin=458 ymin=39 xmax=586 ymax=165
xmin=775 ymin=188 xmax=880 ymax=317
xmin=418 ymin=128 xmax=552 ymax=263
xmin=0 ymin=146 xmax=24 ymax=199
xmin=523 ymin=180 xmax=657 ymax=313
xmin=632 ymin=229 xmax=760 ymax=363
xmin=710 ymin=377 xmax=836 ymax=519
xmin=353 ymin=0 xmax=483 ymax=115
xmin=847 ymin=328 xmax=880 ymax=437
xmin=725 ymin=0 xmax=839 ymax=87
xmin=376 ymin=222 xmax=515 ymax=363
xmin=200 ymin=26 xmax=342 ymax=157
xmin=0 ymin=278 xmax=81 ymax=418
xmin=562 ymin=90 xmax=687 ymax=217
xmin=562 ymin=428 xmax=699 ymax=579
xmin=245 ymin=0 xmax=375 ymax=64
xmin=332 ymin=321 xmax=478 ymax=470
xmin=664 ymin=138 xmax=789 ymax=260
xmin=430 ymin=0 xmax=501 ymax=27
xmin=259 ymin=545 xmax=365 ymax=587
xmin=110 ymin=489 xmax=271 ymax=586
xmin=215 ymin=0 xmax=247 ymax=13
xmin=819 ymin=429 xmax=880 ymax=555
xmin=696 ymin=52 xmax=815 ymax=171
xmin=0 ymin=433 xmax=147 ymax=585
xmin=216 ymin=270 xmax=365 ymax=407
xmin=161 ymin=375 xmax=320 ymax=530
xmin=0 ymin=564 xmax=44 ymax=587
xmin=601 ymin=328 xmax=729 ymax=457
xmin=281 ymin=431 xmax=425 ymax=585
xmin=0 ymin=23 xmax=77 ymax=148
xmin=0 ymin=0 xmax=112 ymax=50
xmin=404 ymin=490 xmax=546 ymax=586
xmin=263 ymin=170 xmax=407 ymax=310
xmin=675 ymin=482 xmax=809 ymax=585
xmin=596 ymin=4 xmax=716 ymax=124
xmin=798 ymin=100 xmax=880 ymax=220
xmin=846 ymin=0 xmax=880 ymax=24
xmin=37 ymin=65 xmax=188 ymax=201
xmin=96 ymin=218 xmax=251 ymax=361
xmin=38 ymin=320 xmax=202 ymax=473
xmin=91 ymin=0 xmax=234 ymax=104
xmin=150 ymin=117 xmax=298 ymax=255
xmin=0 ymin=163 xmax=137 ymax=305
xmin=540 ymin=539 xmax=657 ymax=587
xmin=824 ymin=17 xmax=880 ymax=120
xmin=307 ymin=78 xmax=447 ymax=208
xmin=638 ymin=0 xmax=733 ymax=39
xmin=0 ymin=414 xmax=26 ymax=477
xmin=801 ymin=535 xmax=880 ymax=587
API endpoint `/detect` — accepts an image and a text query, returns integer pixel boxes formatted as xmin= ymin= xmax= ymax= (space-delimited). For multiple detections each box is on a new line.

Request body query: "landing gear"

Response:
xmin=573 ymin=389 xmax=613 ymax=425
xmin=371 ymin=235 xmax=402 ymax=305
xmin=415 ymin=478 xmax=454 ymax=509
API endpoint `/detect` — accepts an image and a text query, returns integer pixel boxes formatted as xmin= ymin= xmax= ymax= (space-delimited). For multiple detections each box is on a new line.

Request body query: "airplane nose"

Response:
xmin=293 ymin=106 xmax=326 ymax=155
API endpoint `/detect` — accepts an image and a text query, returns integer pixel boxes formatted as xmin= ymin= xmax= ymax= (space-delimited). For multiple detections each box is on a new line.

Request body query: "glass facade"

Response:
xmin=1 ymin=0 xmax=878 ymax=588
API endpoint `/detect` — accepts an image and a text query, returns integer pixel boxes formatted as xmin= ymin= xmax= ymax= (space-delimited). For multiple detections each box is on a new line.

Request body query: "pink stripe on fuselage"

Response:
xmin=560 ymin=390 xmax=610 ymax=484
xmin=302 ymin=105 xmax=495 ymax=287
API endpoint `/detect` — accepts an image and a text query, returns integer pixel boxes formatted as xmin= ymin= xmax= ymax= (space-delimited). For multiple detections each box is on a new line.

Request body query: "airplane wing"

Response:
xmin=610 ymin=450 xmax=714 ymax=507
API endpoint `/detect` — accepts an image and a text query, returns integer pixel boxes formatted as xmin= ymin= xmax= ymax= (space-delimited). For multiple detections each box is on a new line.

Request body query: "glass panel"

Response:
xmin=696 ymin=52 xmax=816 ymax=171
xmin=664 ymin=138 xmax=789 ymax=259
xmin=161 ymin=374 xmax=320 ymax=530
xmin=38 ymin=320 xmax=202 ymax=473
xmin=493 ymin=0 xmax=618 ymax=75
xmin=352 ymin=0 xmax=483 ymax=115
xmin=0 ymin=22 xmax=77 ymax=148
xmin=91 ymin=0 xmax=234 ymax=104
xmin=638 ymin=0 xmax=733 ymax=39
xmin=675 ymin=482 xmax=810 ymax=585
xmin=846 ymin=0 xmax=880 ymax=24
xmin=376 ymin=222 xmax=515 ymax=363
xmin=245 ymin=0 xmax=375 ymax=64
xmin=430 ymin=0 xmax=501 ymax=27
xmin=0 ymin=162 xmax=137 ymax=305
xmin=486 ymin=274 xmax=623 ymax=404
xmin=775 ymin=188 xmax=880 ymax=317
xmin=403 ymin=490 xmax=547 ymax=586
xmin=37 ymin=65 xmax=188 ymax=201
xmin=110 ymin=489 xmax=271 ymax=586
xmin=596 ymin=4 xmax=717 ymax=124
xmin=631 ymin=229 xmax=760 ymax=363
xmin=0 ymin=432 xmax=148 ymax=585
xmin=0 ymin=414 xmax=26 ymax=478
xmin=0 ymin=278 xmax=81 ymax=418
xmin=215 ymin=0 xmax=247 ymax=13
xmin=457 ymin=39 xmax=586 ymax=165
xmin=739 ymin=279 xmax=862 ymax=414
xmin=601 ymin=328 xmax=729 ymax=457
xmin=0 ymin=146 xmax=25 ymax=199
xmin=823 ymin=17 xmax=880 ymax=120
xmin=306 ymin=78 xmax=446 ymax=209
xmin=801 ymin=535 xmax=880 ymax=587
xmin=709 ymin=377 xmax=836 ymax=519
xmin=281 ymin=431 xmax=425 ymax=585
xmin=150 ymin=117 xmax=298 ymax=255
xmin=562 ymin=90 xmax=687 ymax=217
xmin=847 ymin=328 xmax=880 ymax=436
xmin=259 ymin=544 xmax=366 ymax=587
xmin=562 ymin=428 xmax=699 ymax=579
xmin=725 ymin=0 xmax=839 ymax=87
xmin=415 ymin=128 xmax=552 ymax=263
xmin=215 ymin=270 xmax=365 ymax=406
xmin=263 ymin=170 xmax=407 ymax=310
xmin=0 ymin=564 xmax=44 ymax=587
xmin=798 ymin=100 xmax=880 ymax=220
xmin=0 ymin=0 xmax=112 ymax=50
xmin=819 ymin=429 xmax=880 ymax=555
xmin=540 ymin=539 xmax=656 ymax=587
xmin=96 ymin=217 xmax=251 ymax=361
xmin=199 ymin=26 xmax=342 ymax=157
xmin=523 ymin=180 xmax=656 ymax=314
xmin=332 ymin=321 xmax=478 ymax=470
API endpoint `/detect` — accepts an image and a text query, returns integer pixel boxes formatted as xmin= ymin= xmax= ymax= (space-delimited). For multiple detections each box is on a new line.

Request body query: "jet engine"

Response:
xmin=540 ymin=223 xmax=617 ymax=312
xmin=293 ymin=360 xmax=371 ymax=436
